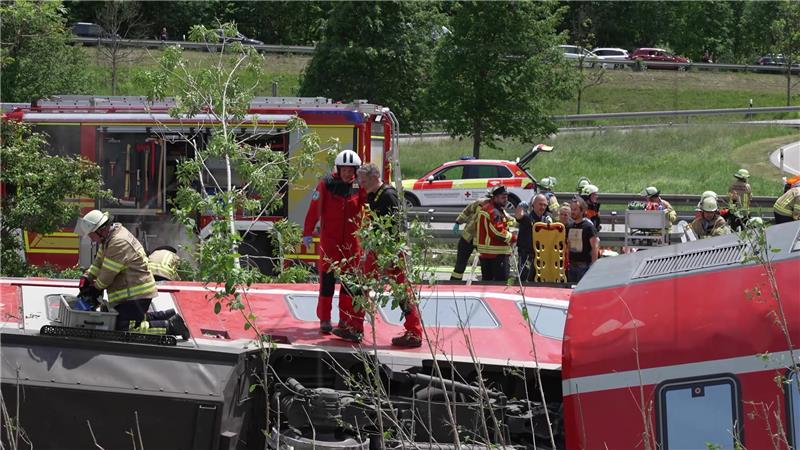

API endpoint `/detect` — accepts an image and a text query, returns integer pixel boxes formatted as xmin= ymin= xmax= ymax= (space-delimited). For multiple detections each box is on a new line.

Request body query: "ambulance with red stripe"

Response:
xmin=401 ymin=144 xmax=553 ymax=208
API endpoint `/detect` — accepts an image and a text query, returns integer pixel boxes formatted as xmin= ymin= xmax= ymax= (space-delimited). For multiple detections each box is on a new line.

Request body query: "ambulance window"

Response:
xmin=516 ymin=302 xmax=567 ymax=339
xmin=658 ymin=376 xmax=740 ymax=450
xmin=463 ymin=165 xmax=512 ymax=179
xmin=432 ymin=166 xmax=463 ymax=181
xmin=380 ymin=295 xmax=498 ymax=328
xmin=789 ymin=368 xmax=800 ymax=448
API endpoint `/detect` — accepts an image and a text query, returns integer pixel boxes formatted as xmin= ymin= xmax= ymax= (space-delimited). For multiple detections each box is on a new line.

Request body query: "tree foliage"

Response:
xmin=143 ymin=23 xmax=326 ymax=291
xmin=0 ymin=122 xmax=108 ymax=276
xmin=299 ymin=1 xmax=445 ymax=132
xmin=429 ymin=1 xmax=574 ymax=158
xmin=0 ymin=0 xmax=91 ymax=102
xmin=771 ymin=0 xmax=800 ymax=106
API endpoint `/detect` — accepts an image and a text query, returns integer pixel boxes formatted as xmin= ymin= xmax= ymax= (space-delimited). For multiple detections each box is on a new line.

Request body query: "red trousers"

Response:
xmin=345 ymin=251 xmax=422 ymax=336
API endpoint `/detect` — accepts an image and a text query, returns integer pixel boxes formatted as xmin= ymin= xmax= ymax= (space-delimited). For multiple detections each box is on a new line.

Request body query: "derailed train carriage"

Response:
xmin=2 ymin=225 xmax=799 ymax=450
xmin=0 ymin=280 xmax=569 ymax=449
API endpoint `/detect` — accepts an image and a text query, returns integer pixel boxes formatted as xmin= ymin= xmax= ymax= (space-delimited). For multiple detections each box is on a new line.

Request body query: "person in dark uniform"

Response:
xmin=352 ymin=163 xmax=423 ymax=347
xmin=515 ymin=193 xmax=552 ymax=281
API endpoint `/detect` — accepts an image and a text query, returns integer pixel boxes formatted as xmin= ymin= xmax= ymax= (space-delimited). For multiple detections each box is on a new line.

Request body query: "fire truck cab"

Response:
xmin=3 ymin=96 xmax=397 ymax=271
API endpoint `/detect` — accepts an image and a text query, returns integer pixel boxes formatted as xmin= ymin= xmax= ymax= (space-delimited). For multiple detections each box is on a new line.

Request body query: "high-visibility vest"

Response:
xmin=774 ymin=187 xmax=800 ymax=220
xmin=475 ymin=203 xmax=516 ymax=256
xmin=148 ymin=249 xmax=180 ymax=281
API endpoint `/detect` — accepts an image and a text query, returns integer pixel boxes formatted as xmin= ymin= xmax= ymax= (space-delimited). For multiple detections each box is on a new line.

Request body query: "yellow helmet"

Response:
xmin=77 ymin=209 xmax=109 ymax=235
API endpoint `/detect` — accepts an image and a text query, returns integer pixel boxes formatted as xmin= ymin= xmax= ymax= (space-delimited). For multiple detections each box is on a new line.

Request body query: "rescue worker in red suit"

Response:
xmin=336 ymin=163 xmax=423 ymax=347
xmin=475 ymin=185 xmax=518 ymax=281
xmin=303 ymin=150 xmax=366 ymax=334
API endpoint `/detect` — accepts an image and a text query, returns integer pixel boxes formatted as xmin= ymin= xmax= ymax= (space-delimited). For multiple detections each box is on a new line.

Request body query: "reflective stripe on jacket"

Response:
xmin=728 ymin=180 xmax=752 ymax=210
xmin=774 ymin=187 xmax=800 ymax=220
xmin=457 ymin=198 xmax=489 ymax=242
xmin=148 ymin=249 xmax=180 ymax=281
xmin=475 ymin=202 xmax=516 ymax=256
xmin=84 ymin=224 xmax=157 ymax=305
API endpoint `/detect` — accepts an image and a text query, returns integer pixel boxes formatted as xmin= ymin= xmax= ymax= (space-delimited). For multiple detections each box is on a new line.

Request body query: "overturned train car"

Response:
xmin=1 ymin=281 xmax=569 ymax=449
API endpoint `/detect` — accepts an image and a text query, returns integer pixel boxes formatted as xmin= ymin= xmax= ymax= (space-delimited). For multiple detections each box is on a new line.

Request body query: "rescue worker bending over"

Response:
xmin=354 ymin=163 xmax=423 ymax=347
xmin=303 ymin=150 xmax=366 ymax=335
xmin=773 ymin=180 xmax=800 ymax=224
xmin=690 ymin=197 xmax=731 ymax=238
xmin=450 ymin=196 xmax=489 ymax=281
xmin=515 ymin=193 xmax=552 ymax=281
xmin=77 ymin=210 xmax=190 ymax=339
xmin=537 ymin=176 xmax=560 ymax=213
xmin=148 ymin=246 xmax=181 ymax=281
xmin=580 ymin=184 xmax=601 ymax=231
xmin=475 ymin=185 xmax=517 ymax=282
xmin=566 ymin=197 xmax=598 ymax=283
xmin=642 ymin=186 xmax=677 ymax=226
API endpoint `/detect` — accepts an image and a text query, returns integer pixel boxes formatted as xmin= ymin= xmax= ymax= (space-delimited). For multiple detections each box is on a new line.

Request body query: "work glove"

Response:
xmin=302 ymin=236 xmax=313 ymax=248
xmin=78 ymin=275 xmax=92 ymax=295
xmin=451 ymin=223 xmax=460 ymax=236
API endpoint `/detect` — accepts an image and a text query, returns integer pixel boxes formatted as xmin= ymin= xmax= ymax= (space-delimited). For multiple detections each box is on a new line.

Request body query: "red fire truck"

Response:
xmin=2 ymin=96 xmax=397 ymax=271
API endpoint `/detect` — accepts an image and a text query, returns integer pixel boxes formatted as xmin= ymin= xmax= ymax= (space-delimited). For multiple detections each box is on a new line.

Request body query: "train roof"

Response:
xmin=0 ymin=279 xmax=570 ymax=371
xmin=575 ymin=221 xmax=800 ymax=293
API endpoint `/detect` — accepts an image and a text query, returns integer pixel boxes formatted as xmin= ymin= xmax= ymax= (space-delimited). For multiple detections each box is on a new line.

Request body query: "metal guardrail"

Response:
xmin=71 ymin=37 xmax=315 ymax=55
xmin=407 ymin=192 xmax=779 ymax=225
xmin=577 ymin=57 xmax=800 ymax=74
xmin=553 ymin=106 xmax=800 ymax=122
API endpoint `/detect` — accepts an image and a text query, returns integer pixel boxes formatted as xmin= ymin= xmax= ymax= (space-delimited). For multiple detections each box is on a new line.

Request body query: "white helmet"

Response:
xmin=581 ymin=184 xmax=599 ymax=196
xmin=335 ymin=150 xmax=361 ymax=167
xmin=77 ymin=209 xmax=110 ymax=235
xmin=700 ymin=197 xmax=719 ymax=213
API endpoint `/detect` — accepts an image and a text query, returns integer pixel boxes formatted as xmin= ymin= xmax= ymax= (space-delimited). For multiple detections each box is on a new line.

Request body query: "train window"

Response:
xmin=516 ymin=302 xmax=567 ymax=339
xmin=789 ymin=368 xmax=800 ymax=448
xmin=284 ymin=294 xmax=342 ymax=323
xmin=380 ymin=295 xmax=498 ymax=328
xmin=657 ymin=376 xmax=740 ymax=450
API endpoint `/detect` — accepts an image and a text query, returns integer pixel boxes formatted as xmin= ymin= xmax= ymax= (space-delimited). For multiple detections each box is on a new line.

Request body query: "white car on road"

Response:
xmin=592 ymin=47 xmax=630 ymax=69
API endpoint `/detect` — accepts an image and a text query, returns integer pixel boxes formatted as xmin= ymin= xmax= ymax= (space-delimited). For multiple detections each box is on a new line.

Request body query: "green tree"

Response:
xmin=299 ymin=1 xmax=445 ymax=132
xmin=429 ymin=1 xmax=574 ymax=158
xmin=0 ymin=122 xmax=108 ymax=276
xmin=0 ymin=0 xmax=91 ymax=102
xmin=771 ymin=0 xmax=800 ymax=106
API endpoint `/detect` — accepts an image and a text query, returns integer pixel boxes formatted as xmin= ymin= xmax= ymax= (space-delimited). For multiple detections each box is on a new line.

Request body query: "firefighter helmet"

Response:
xmin=335 ymin=150 xmax=361 ymax=167
xmin=700 ymin=197 xmax=719 ymax=213
xmin=641 ymin=186 xmax=659 ymax=197
xmin=576 ymin=177 xmax=591 ymax=191
xmin=489 ymin=185 xmax=508 ymax=197
xmin=77 ymin=210 xmax=110 ymax=235
xmin=696 ymin=190 xmax=718 ymax=211
xmin=581 ymin=184 xmax=599 ymax=196
xmin=734 ymin=169 xmax=750 ymax=180
xmin=538 ymin=177 xmax=556 ymax=190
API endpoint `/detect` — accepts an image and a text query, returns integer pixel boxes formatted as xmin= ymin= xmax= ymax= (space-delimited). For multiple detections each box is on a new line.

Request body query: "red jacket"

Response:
xmin=475 ymin=202 xmax=516 ymax=258
xmin=303 ymin=172 xmax=365 ymax=272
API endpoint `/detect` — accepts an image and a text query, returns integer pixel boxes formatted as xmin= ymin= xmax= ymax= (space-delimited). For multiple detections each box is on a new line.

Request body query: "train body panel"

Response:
xmin=562 ymin=221 xmax=800 ymax=450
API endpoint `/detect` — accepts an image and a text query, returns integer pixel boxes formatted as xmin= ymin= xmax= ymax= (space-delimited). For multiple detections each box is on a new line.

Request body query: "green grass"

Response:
xmin=81 ymin=46 xmax=310 ymax=97
xmin=399 ymin=125 xmax=800 ymax=197
xmin=557 ymin=69 xmax=795 ymax=115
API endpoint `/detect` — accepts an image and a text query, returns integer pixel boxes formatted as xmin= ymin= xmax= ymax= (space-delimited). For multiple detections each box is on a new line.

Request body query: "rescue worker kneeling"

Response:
xmin=77 ymin=210 xmax=190 ymax=339
xmin=475 ymin=185 xmax=517 ymax=282
xmin=690 ymin=197 xmax=731 ymax=238
xmin=148 ymin=245 xmax=181 ymax=281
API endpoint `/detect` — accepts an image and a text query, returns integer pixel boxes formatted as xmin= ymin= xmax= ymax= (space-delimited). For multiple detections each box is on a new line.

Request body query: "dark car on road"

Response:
xmin=71 ymin=22 xmax=116 ymax=39
xmin=755 ymin=54 xmax=800 ymax=74
xmin=630 ymin=47 xmax=690 ymax=70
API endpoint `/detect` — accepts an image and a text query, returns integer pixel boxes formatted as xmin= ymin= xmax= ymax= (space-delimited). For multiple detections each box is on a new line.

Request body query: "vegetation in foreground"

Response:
xmin=399 ymin=124 xmax=800 ymax=197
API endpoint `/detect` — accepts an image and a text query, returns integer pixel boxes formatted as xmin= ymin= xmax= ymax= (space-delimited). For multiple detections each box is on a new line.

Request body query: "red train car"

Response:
xmin=563 ymin=221 xmax=800 ymax=450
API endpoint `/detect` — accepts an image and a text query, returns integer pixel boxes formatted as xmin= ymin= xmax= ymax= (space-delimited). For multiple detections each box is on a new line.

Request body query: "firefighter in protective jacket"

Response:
xmin=303 ymin=150 xmax=366 ymax=334
xmin=475 ymin=185 xmax=517 ymax=281
xmin=78 ymin=210 xmax=190 ymax=339
xmin=148 ymin=246 xmax=181 ymax=281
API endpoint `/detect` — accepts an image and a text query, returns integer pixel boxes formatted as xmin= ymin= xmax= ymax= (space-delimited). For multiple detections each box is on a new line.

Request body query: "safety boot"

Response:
xmin=391 ymin=332 xmax=422 ymax=348
xmin=168 ymin=314 xmax=191 ymax=340
xmin=332 ymin=327 xmax=362 ymax=343
xmin=319 ymin=320 xmax=333 ymax=334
